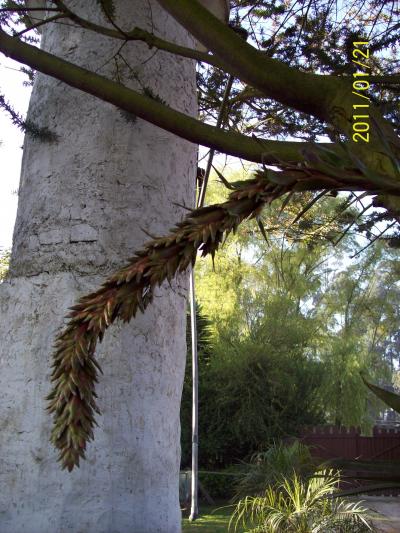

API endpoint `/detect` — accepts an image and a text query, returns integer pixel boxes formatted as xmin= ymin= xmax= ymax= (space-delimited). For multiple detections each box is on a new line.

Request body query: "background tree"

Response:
xmin=318 ymin=244 xmax=399 ymax=428
xmin=180 ymin=174 xmax=399 ymax=471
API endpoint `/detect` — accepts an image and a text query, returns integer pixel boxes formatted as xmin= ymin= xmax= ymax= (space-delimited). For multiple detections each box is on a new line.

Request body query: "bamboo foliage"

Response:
xmin=47 ymin=156 xmax=400 ymax=471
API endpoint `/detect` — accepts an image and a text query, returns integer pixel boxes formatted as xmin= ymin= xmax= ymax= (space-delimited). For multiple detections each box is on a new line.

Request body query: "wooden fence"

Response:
xmin=299 ymin=426 xmax=400 ymax=495
xmin=300 ymin=425 xmax=400 ymax=461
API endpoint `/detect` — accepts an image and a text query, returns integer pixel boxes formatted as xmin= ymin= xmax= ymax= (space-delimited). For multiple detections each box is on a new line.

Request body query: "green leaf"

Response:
xmin=264 ymin=169 xmax=296 ymax=186
xmin=256 ymin=216 xmax=269 ymax=245
xmin=361 ymin=374 xmax=400 ymax=414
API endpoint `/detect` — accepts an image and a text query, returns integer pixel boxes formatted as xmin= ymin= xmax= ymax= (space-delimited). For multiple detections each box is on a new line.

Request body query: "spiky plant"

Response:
xmin=229 ymin=470 xmax=376 ymax=533
xmin=233 ymin=442 xmax=316 ymax=501
xmin=47 ymin=170 xmax=274 ymax=470
xmin=47 ymin=144 xmax=400 ymax=471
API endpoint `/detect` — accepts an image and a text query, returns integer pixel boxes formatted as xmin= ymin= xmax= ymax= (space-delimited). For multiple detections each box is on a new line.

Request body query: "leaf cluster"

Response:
xmin=230 ymin=469 xmax=375 ymax=533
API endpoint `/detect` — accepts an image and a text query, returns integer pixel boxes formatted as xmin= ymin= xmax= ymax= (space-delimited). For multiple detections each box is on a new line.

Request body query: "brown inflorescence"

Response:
xmin=47 ymin=171 xmax=288 ymax=471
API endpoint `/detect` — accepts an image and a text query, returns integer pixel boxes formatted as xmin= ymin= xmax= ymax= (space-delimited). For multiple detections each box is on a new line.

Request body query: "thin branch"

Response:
xmin=0 ymin=7 xmax=61 ymax=12
xmin=290 ymin=190 xmax=329 ymax=225
xmin=351 ymin=221 xmax=397 ymax=258
xmin=14 ymin=13 xmax=66 ymax=37
xmin=52 ymin=0 xmax=227 ymax=70
xmin=333 ymin=202 xmax=373 ymax=247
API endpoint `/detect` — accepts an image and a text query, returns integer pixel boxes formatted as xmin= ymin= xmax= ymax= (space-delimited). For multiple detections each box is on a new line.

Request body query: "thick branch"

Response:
xmin=157 ymin=0 xmax=400 ymax=174
xmin=157 ymin=0 xmax=338 ymax=122
xmin=369 ymin=75 xmax=400 ymax=85
xmin=0 ymin=27 xmax=332 ymax=165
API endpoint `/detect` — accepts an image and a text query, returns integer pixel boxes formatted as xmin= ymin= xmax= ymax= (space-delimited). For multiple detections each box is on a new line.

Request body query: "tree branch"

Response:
xmin=52 ymin=0 xmax=227 ymax=71
xmin=0 ymin=27 xmax=333 ymax=165
xmin=157 ymin=0 xmax=400 ymax=175
xmin=14 ymin=13 xmax=66 ymax=37
xmin=156 ymin=0 xmax=338 ymax=122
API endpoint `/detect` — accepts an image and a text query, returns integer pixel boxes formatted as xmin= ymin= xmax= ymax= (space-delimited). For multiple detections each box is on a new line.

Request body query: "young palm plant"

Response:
xmin=230 ymin=470 xmax=375 ymax=533
xmin=233 ymin=442 xmax=316 ymax=501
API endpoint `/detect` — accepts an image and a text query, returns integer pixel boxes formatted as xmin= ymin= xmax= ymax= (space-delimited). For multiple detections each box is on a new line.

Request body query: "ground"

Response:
xmin=361 ymin=496 xmax=400 ymax=533
xmin=181 ymin=504 xmax=241 ymax=532
xmin=182 ymin=498 xmax=400 ymax=532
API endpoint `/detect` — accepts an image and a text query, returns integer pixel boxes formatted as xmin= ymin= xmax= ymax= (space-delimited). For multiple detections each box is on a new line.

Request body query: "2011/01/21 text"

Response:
xmin=352 ymin=41 xmax=370 ymax=143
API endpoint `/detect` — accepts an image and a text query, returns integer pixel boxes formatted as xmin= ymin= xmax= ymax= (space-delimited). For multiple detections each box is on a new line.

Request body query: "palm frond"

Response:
xmin=229 ymin=470 xmax=376 ymax=532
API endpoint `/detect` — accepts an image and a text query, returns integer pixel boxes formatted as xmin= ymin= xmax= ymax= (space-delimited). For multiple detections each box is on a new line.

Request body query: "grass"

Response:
xmin=182 ymin=504 xmax=243 ymax=532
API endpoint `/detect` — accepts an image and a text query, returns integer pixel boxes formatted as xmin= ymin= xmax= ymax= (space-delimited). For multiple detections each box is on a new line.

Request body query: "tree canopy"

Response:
xmin=0 ymin=0 xmax=399 ymax=470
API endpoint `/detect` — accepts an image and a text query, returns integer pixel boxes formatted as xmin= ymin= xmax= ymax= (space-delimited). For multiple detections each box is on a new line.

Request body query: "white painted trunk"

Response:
xmin=0 ymin=2 xmax=197 ymax=532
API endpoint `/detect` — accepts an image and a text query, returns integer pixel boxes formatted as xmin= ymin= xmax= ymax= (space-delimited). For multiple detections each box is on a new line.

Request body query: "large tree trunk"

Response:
xmin=0 ymin=2 xmax=197 ymax=532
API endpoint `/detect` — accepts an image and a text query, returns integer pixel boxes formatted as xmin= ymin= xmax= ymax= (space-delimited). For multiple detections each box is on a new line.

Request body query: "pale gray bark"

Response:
xmin=0 ymin=2 xmax=197 ymax=532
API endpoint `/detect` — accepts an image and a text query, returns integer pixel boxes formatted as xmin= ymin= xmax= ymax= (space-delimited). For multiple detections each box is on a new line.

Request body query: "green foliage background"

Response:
xmin=0 ymin=249 xmax=9 ymax=280
xmin=181 ymin=172 xmax=400 ymax=470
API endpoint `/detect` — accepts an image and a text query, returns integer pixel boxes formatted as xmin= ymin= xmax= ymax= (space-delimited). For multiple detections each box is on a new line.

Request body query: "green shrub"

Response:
xmin=233 ymin=441 xmax=317 ymax=500
xmin=230 ymin=470 xmax=375 ymax=533
xmin=199 ymin=468 xmax=239 ymax=500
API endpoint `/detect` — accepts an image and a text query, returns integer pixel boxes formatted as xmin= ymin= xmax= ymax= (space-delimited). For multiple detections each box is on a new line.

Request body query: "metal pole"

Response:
xmin=188 ymin=73 xmax=234 ymax=522
xmin=188 ymin=268 xmax=199 ymax=521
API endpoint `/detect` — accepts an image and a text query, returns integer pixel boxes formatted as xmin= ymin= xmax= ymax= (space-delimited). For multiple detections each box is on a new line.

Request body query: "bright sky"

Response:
xmin=0 ymin=56 xmax=32 ymax=252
